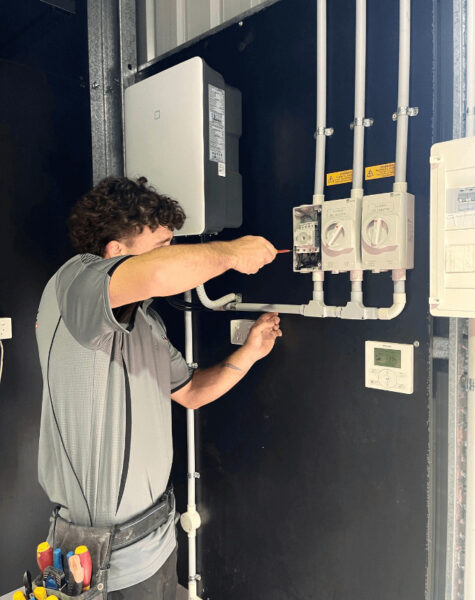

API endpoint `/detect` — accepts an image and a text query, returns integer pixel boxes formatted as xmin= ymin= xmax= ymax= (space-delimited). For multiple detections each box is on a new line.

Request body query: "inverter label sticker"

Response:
xmin=208 ymin=84 xmax=226 ymax=177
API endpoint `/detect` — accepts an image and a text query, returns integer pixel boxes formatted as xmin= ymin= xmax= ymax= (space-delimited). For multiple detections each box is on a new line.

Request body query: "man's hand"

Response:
xmin=172 ymin=312 xmax=282 ymax=410
xmin=243 ymin=313 xmax=282 ymax=361
xmin=226 ymin=236 xmax=277 ymax=274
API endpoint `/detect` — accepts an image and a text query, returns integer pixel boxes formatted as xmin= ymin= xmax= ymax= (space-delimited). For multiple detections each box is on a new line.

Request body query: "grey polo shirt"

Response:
xmin=36 ymin=254 xmax=192 ymax=591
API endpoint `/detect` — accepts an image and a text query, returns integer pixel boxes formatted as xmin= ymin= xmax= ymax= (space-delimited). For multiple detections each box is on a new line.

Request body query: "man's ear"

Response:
xmin=103 ymin=240 xmax=126 ymax=258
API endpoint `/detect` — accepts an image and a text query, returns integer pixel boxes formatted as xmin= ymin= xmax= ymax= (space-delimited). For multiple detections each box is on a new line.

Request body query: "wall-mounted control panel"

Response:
xmin=293 ymin=204 xmax=321 ymax=272
xmin=430 ymin=136 xmax=475 ymax=317
xmin=365 ymin=340 xmax=414 ymax=394
xmin=361 ymin=192 xmax=414 ymax=271
xmin=321 ymin=197 xmax=362 ymax=273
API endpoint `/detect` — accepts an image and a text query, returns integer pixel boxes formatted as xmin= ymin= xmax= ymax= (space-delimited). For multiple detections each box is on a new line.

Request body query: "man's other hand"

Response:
xmin=227 ymin=236 xmax=277 ymax=274
xmin=244 ymin=313 xmax=282 ymax=360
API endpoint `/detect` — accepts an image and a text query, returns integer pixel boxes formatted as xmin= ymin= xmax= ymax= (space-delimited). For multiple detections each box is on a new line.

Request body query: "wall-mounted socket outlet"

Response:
xmin=0 ymin=318 xmax=12 ymax=340
xmin=230 ymin=319 xmax=255 ymax=345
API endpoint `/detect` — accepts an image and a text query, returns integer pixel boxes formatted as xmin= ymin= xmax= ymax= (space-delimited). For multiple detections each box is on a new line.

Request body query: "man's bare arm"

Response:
xmin=109 ymin=236 xmax=276 ymax=308
xmin=172 ymin=313 xmax=282 ymax=410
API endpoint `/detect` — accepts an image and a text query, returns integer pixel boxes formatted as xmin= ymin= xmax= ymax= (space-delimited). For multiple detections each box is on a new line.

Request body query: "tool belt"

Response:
xmin=31 ymin=486 xmax=175 ymax=599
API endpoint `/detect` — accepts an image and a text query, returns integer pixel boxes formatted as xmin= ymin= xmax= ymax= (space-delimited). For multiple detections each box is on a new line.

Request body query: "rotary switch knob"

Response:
xmin=324 ymin=222 xmax=345 ymax=249
xmin=366 ymin=218 xmax=389 ymax=247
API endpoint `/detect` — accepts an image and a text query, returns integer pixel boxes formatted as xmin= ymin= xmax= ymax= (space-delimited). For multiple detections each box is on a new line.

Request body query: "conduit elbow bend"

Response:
xmin=377 ymin=293 xmax=407 ymax=320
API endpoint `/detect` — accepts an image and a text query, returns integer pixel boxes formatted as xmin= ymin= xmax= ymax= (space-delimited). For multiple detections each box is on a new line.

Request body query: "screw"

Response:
xmin=91 ymin=81 xmax=100 ymax=90
xmin=413 ymin=340 xmax=420 ymax=348
xmin=238 ymin=20 xmax=243 ymax=26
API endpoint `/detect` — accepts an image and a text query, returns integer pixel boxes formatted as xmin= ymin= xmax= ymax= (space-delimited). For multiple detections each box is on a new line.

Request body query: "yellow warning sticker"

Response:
xmin=326 ymin=169 xmax=353 ymax=186
xmin=365 ymin=162 xmax=396 ymax=180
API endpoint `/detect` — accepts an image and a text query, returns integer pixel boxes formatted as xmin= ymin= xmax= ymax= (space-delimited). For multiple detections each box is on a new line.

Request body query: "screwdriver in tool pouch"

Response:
xmin=68 ymin=554 xmax=84 ymax=596
xmin=33 ymin=587 xmax=48 ymax=600
xmin=75 ymin=545 xmax=92 ymax=591
xmin=53 ymin=548 xmax=63 ymax=572
xmin=36 ymin=542 xmax=53 ymax=572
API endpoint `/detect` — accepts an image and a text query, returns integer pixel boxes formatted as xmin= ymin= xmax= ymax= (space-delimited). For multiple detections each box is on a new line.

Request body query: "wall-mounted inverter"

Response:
xmin=124 ymin=57 xmax=242 ymax=236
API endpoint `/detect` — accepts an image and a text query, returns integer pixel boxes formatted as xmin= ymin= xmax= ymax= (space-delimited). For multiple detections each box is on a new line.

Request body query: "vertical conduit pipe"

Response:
xmin=351 ymin=0 xmax=367 ymax=195
xmin=379 ymin=0 xmax=411 ymax=320
xmin=306 ymin=0 xmax=339 ymax=319
xmin=184 ymin=290 xmax=201 ymax=600
xmin=341 ymin=0 xmax=376 ymax=319
xmin=394 ymin=0 xmax=411 ymax=190
xmin=314 ymin=0 xmax=327 ymax=199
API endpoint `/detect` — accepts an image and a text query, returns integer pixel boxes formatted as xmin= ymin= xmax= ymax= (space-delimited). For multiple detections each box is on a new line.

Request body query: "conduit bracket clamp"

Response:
xmin=350 ymin=117 xmax=373 ymax=130
xmin=189 ymin=574 xmax=202 ymax=582
xmin=392 ymin=106 xmax=419 ymax=121
xmin=466 ymin=378 xmax=475 ymax=392
xmin=188 ymin=471 xmax=201 ymax=479
xmin=314 ymin=126 xmax=334 ymax=138
xmin=466 ymin=106 xmax=475 ymax=116
xmin=187 ymin=362 xmax=199 ymax=370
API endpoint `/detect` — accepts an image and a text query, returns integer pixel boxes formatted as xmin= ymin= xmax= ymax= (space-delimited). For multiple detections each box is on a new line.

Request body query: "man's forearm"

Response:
xmin=110 ymin=241 xmax=234 ymax=307
xmin=109 ymin=235 xmax=276 ymax=308
xmin=176 ymin=345 xmax=259 ymax=410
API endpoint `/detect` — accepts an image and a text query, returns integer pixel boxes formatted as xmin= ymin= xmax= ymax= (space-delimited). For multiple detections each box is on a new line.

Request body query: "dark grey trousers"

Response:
xmin=107 ymin=547 xmax=178 ymax=600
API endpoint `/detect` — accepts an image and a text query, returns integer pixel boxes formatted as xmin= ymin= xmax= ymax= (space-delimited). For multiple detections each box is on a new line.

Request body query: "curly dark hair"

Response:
xmin=68 ymin=176 xmax=186 ymax=256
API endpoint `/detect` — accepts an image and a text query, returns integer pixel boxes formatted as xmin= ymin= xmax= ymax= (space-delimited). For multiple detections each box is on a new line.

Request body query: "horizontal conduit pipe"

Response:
xmin=229 ymin=302 xmax=305 ymax=315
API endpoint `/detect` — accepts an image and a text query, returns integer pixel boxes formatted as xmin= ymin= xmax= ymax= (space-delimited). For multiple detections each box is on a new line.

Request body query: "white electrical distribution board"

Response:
xmin=124 ymin=57 xmax=242 ymax=236
xmin=321 ymin=197 xmax=362 ymax=272
xmin=365 ymin=340 xmax=414 ymax=394
xmin=430 ymin=136 xmax=475 ymax=317
xmin=361 ymin=192 xmax=414 ymax=271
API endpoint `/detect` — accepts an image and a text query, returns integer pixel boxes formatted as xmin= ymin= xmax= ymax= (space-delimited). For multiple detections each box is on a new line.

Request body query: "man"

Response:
xmin=36 ymin=176 xmax=282 ymax=599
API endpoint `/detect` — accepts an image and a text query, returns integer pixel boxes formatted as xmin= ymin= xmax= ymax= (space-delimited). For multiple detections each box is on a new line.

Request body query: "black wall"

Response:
xmin=146 ymin=0 xmax=434 ymax=598
xmin=0 ymin=2 xmax=91 ymax=592
xmin=0 ymin=0 xmax=435 ymax=598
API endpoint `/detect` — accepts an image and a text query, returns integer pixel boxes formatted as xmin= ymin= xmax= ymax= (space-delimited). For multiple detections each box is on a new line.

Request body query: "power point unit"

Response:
xmin=0 ymin=318 xmax=12 ymax=340
xmin=125 ymin=57 xmax=242 ymax=236
xmin=230 ymin=319 xmax=255 ymax=345
xmin=321 ymin=197 xmax=362 ymax=273
xmin=430 ymin=136 xmax=475 ymax=317
xmin=361 ymin=192 xmax=414 ymax=271
xmin=293 ymin=205 xmax=321 ymax=272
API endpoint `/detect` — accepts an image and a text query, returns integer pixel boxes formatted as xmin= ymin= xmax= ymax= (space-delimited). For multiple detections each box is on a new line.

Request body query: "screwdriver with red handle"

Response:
xmin=75 ymin=545 xmax=92 ymax=591
xmin=37 ymin=542 xmax=53 ymax=573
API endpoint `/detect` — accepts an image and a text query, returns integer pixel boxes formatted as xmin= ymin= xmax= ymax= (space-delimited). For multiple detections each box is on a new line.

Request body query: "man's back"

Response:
xmin=36 ymin=253 xmax=191 ymax=591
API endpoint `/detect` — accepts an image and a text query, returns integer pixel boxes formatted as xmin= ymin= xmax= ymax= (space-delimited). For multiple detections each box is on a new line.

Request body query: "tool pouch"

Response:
xmin=33 ymin=510 xmax=113 ymax=599
xmin=32 ymin=487 xmax=174 ymax=599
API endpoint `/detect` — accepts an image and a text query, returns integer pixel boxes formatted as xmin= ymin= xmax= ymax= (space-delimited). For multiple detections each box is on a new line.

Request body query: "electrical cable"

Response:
xmin=165 ymin=296 xmax=212 ymax=312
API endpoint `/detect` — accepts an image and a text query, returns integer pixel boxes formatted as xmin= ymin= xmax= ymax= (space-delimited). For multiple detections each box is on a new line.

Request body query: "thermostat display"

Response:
xmin=374 ymin=348 xmax=401 ymax=369
xmin=365 ymin=341 xmax=414 ymax=394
